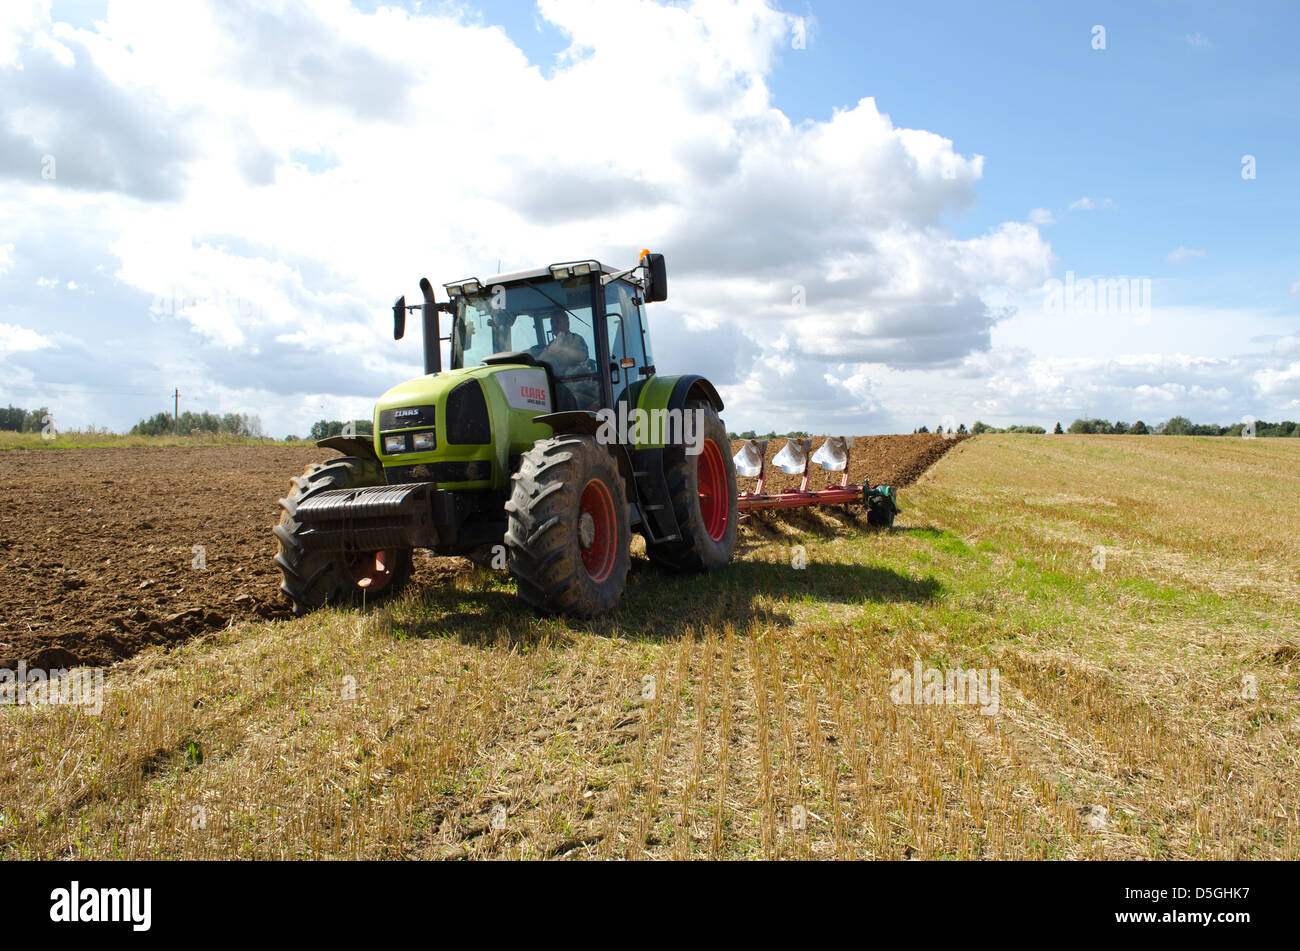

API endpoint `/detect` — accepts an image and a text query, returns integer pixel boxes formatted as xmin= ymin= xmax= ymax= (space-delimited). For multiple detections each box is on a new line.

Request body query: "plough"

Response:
xmin=731 ymin=436 xmax=899 ymax=527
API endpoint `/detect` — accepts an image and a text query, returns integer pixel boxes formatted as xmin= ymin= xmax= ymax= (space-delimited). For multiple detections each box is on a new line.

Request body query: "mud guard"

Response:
xmin=668 ymin=375 xmax=724 ymax=414
xmin=316 ymin=434 xmax=379 ymax=461
xmin=533 ymin=411 xmax=636 ymax=485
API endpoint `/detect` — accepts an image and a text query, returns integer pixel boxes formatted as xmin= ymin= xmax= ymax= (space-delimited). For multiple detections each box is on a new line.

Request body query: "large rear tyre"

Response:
xmin=505 ymin=435 xmax=630 ymax=617
xmin=645 ymin=401 xmax=738 ymax=572
xmin=274 ymin=456 xmax=413 ymax=615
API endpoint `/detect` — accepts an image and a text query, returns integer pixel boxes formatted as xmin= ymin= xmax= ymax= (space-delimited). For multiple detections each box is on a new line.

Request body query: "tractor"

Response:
xmin=274 ymin=251 xmax=738 ymax=617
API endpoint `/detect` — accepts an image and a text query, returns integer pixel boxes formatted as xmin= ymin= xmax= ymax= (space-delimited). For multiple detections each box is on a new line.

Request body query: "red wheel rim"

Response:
xmin=348 ymin=549 xmax=395 ymax=592
xmin=697 ymin=438 xmax=728 ymax=542
xmin=578 ymin=479 xmax=617 ymax=583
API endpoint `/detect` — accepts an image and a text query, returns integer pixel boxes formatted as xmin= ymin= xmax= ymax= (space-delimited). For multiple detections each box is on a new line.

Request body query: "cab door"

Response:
xmin=605 ymin=279 xmax=651 ymax=408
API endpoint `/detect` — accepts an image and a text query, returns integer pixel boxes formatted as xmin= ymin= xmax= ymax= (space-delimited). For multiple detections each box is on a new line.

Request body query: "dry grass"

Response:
xmin=3 ymin=434 xmax=1297 ymax=859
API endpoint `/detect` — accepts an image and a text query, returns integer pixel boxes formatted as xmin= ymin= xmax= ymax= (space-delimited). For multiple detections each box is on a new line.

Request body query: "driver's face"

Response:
xmin=551 ymin=314 xmax=569 ymax=334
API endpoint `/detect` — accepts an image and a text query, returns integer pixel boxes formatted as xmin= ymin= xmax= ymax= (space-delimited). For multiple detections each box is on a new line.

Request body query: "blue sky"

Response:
xmin=3 ymin=0 xmax=1299 ymax=435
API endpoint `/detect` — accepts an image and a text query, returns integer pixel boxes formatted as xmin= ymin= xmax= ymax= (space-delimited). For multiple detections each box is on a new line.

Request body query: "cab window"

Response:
xmin=606 ymin=280 xmax=649 ymax=406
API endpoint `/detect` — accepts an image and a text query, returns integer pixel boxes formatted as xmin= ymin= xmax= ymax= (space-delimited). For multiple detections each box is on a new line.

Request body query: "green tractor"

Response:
xmin=275 ymin=252 xmax=738 ymax=617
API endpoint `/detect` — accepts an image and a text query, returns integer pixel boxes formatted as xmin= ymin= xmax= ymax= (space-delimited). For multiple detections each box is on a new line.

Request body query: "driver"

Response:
xmin=538 ymin=310 xmax=589 ymax=375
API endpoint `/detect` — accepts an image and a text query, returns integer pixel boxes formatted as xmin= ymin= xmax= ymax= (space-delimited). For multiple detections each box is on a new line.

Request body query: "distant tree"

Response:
xmin=971 ymin=421 xmax=992 ymax=435
xmin=1162 ymin=416 xmax=1193 ymax=436
xmin=917 ymin=425 xmax=929 ymax=434
xmin=785 ymin=430 xmax=810 ymax=438
xmin=1007 ymin=425 xmax=1047 ymax=434
xmin=309 ymin=419 xmax=371 ymax=440
xmin=956 ymin=423 xmax=968 ymax=434
xmin=0 ymin=404 xmax=28 ymax=432
xmin=1130 ymin=420 xmax=1149 ymax=435
xmin=1070 ymin=418 xmax=1120 ymax=434
xmin=1053 ymin=422 xmax=1064 ymax=434
xmin=20 ymin=407 xmax=52 ymax=433
xmin=1113 ymin=420 xmax=1130 ymax=434
xmin=131 ymin=412 xmax=173 ymax=436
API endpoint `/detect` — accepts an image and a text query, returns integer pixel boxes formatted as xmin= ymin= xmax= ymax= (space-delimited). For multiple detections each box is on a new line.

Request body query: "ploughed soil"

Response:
xmin=0 ymin=447 xmax=462 ymax=670
xmin=0 ymin=435 xmax=961 ymax=668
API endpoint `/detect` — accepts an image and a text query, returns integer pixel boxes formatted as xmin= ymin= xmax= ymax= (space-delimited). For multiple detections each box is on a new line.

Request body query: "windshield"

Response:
xmin=452 ymin=276 xmax=597 ymax=370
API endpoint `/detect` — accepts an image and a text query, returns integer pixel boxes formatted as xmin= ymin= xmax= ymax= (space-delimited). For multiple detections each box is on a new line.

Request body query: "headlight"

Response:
xmin=383 ymin=434 xmax=406 ymax=454
xmin=411 ymin=431 xmax=435 ymax=451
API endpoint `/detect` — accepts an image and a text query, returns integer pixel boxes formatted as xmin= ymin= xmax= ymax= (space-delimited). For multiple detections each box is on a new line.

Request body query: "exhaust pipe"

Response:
xmin=419 ymin=277 xmax=442 ymax=375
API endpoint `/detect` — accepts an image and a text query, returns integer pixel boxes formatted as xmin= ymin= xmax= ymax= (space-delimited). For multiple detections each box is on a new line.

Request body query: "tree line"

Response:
xmin=0 ymin=405 xmax=53 ymax=433
xmin=1064 ymin=417 xmax=1298 ymax=436
xmin=131 ymin=410 xmax=265 ymax=437
xmin=728 ymin=430 xmax=810 ymax=440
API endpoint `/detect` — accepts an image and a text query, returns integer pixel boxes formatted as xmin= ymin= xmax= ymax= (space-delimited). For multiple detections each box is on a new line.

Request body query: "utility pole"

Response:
xmin=174 ymin=388 xmax=179 ymax=435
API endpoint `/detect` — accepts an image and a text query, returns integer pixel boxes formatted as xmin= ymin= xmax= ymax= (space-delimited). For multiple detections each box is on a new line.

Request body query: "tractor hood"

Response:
xmin=372 ymin=363 xmax=555 ymax=490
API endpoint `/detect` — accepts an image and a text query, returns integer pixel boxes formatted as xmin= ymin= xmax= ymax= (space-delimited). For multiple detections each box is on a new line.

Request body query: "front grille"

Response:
xmin=446 ymin=380 xmax=491 ymax=444
xmin=385 ymin=460 xmax=492 ymax=485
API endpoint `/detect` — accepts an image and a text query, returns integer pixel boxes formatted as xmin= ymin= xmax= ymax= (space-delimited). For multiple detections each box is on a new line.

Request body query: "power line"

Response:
xmin=0 ymin=381 xmax=168 ymax=397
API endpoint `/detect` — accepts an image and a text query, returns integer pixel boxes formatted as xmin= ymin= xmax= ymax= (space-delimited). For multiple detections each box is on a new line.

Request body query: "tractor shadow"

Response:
xmin=380 ymin=528 xmax=941 ymax=649
xmin=736 ymin=506 xmax=875 ymax=549
xmin=609 ymin=554 xmax=941 ymax=644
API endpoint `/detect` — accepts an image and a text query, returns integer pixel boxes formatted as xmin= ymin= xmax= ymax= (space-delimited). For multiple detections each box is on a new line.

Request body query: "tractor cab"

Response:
xmin=442 ymin=257 xmax=662 ymax=414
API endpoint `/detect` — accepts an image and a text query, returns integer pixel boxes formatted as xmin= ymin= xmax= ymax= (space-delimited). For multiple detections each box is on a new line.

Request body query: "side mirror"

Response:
xmin=642 ymin=252 xmax=667 ymax=302
xmin=393 ymin=295 xmax=406 ymax=340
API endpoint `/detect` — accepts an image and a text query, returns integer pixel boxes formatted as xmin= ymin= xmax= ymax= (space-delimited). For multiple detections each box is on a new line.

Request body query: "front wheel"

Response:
xmin=505 ymin=435 xmax=630 ymax=616
xmin=274 ymin=456 xmax=413 ymax=614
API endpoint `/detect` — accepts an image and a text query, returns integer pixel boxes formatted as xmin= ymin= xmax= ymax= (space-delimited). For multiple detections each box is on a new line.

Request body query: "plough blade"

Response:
xmin=772 ymin=438 xmax=811 ymax=474
xmin=811 ymin=435 xmax=853 ymax=471
xmin=732 ymin=438 xmax=768 ymax=477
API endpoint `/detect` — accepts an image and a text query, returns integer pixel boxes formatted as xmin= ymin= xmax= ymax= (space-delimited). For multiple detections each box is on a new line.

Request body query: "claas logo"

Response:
xmin=521 ymin=385 xmax=546 ymax=403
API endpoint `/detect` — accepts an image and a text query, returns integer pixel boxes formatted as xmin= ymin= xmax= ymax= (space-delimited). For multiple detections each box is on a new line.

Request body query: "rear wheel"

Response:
xmin=645 ymin=401 xmax=738 ymax=572
xmin=505 ymin=435 xmax=630 ymax=616
xmin=274 ymin=456 xmax=413 ymax=615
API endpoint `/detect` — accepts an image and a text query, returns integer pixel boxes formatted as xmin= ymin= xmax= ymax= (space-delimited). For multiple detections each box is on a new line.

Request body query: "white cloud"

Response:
xmin=1185 ymin=32 xmax=1213 ymax=49
xmin=0 ymin=321 xmax=51 ymax=354
xmin=1253 ymin=363 xmax=1300 ymax=411
xmin=1167 ymin=246 xmax=1207 ymax=263
xmin=1069 ymin=196 xmax=1115 ymax=211
xmin=0 ymin=241 xmax=12 ymax=275
xmin=1028 ymin=208 xmax=1055 ymax=225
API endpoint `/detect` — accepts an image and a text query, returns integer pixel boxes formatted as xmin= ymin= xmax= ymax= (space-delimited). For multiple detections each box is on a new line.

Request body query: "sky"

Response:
xmin=1 ymin=0 xmax=1298 ymax=437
